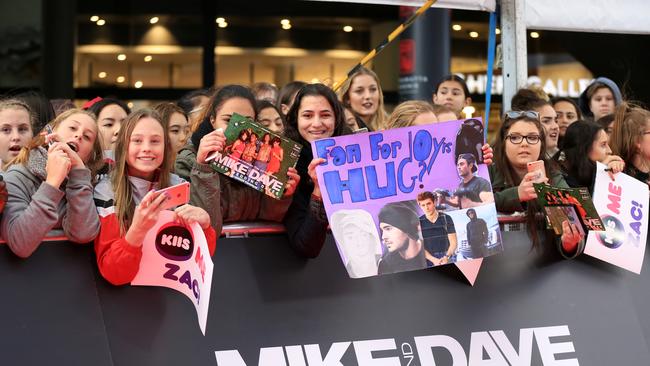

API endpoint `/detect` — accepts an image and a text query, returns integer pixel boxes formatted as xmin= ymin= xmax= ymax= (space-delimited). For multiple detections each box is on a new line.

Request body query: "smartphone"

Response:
xmin=156 ymin=182 xmax=190 ymax=210
xmin=45 ymin=125 xmax=55 ymax=148
xmin=527 ymin=160 xmax=546 ymax=183
xmin=44 ymin=125 xmax=78 ymax=152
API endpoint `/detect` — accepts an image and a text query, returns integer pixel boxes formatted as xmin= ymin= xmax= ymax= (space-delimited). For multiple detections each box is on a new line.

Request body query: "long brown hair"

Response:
xmin=610 ymin=101 xmax=650 ymax=168
xmin=111 ymin=109 xmax=173 ymax=234
xmin=4 ymin=108 xmax=103 ymax=176
xmin=492 ymin=113 xmax=552 ymax=249
xmin=338 ymin=66 xmax=388 ymax=131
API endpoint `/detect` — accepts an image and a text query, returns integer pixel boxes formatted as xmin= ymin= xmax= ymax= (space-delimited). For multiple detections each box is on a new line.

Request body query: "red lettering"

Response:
xmin=195 ymin=247 xmax=206 ymax=282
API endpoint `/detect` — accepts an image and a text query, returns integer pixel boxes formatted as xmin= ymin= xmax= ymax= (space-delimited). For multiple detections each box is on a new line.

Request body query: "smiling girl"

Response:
xmin=338 ymin=67 xmax=388 ymax=131
xmin=1 ymin=109 xmax=103 ymax=257
xmin=93 ymin=109 xmax=216 ymax=285
xmin=176 ymin=85 xmax=299 ymax=236
xmin=284 ymin=83 xmax=351 ymax=257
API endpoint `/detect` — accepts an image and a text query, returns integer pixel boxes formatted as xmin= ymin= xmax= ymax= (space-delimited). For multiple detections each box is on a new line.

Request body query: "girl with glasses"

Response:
xmin=490 ymin=110 xmax=584 ymax=259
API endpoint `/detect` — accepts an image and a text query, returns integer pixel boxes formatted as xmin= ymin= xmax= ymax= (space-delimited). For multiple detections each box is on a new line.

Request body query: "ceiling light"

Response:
xmin=127 ymin=102 xmax=134 ymax=108
xmin=452 ymin=24 xmax=462 ymax=31
xmin=134 ymin=81 xmax=143 ymax=89
xmin=96 ymin=19 xmax=106 ymax=26
xmin=462 ymin=106 xmax=476 ymax=118
xmin=90 ymin=15 xmax=99 ymax=22
xmin=144 ymin=55 xmax=153 ymax=62
xmin=280 ymin=19 xmax=290 ymax=25
xmin=218 ymin=22 xmax=228 ymax=28
xmin=116 ymin=76 xmax=125 ymax=83
xmin=98 ymin=72 xmax=107 ymax=79
xmin=282 ymin=23 xmax=292 ymax=30
xmin=150 ymin=16 xmax=159 ymax=24
xmin=530 ymin=31 xmax=540 ymax=39
xmin=469 ymin=31 xmax=479 ymax=38
xmin=117 ymin=54 xmax=127 ymax=61
xmin=495 ymin=28 xmax=501 ymax=35
xmin=343 ymin=25 xmax=353 ymax=32
xmin=216 ymin=17 xmax=225 ymax=24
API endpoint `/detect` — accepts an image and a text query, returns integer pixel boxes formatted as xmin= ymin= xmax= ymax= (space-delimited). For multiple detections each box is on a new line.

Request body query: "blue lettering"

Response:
xmin=314 ymin=138 xmax=336 ymax=165
xmin=323 ymin=169 xmax=367 ymax=204
xmin=369 ymin=134 xmax=384 ymax=161
xmin=413 ymin=130 xmax=432 ymax=162
xmin=366 ymin=163 xmax=397 ymax=200
xmin=397 ymin=156 xmax=416 ymax=193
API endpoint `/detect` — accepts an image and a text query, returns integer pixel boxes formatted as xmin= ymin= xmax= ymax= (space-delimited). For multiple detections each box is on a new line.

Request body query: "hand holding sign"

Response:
xmin=174 ymin=204 xmax=211 ymax=230
xmin=308 ymin=158 xmax=326 ymax=198
xmin=561 ymin=220 xmax=583 ymax=254
xmin=198 ymin=128 xmax=226 ymax=164
xmin=125 ymin=190 xmax=169 ymax=247
xmin=282 ymin=167 xmax=300 ymax=198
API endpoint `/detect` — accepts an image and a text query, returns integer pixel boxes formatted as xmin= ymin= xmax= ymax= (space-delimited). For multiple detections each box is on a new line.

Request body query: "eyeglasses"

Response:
xmin=504 ymin=110 xmax=540 ymax=121
xmin=506 ymin=134 xmax=541 ymax=144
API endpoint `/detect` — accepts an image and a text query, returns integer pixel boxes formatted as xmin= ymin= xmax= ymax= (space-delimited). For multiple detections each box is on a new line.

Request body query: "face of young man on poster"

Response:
xmin=457 ymin=158 xmax=472 ymax=179
xmin=418 ymin=198 xmax=437 ymax=218
xmin=379 ymin=223 xmax=409 ymax=253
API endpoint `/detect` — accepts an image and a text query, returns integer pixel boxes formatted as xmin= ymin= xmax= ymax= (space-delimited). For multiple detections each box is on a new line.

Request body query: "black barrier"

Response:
xmin=1 ymin=232 xmax=649 ymax=365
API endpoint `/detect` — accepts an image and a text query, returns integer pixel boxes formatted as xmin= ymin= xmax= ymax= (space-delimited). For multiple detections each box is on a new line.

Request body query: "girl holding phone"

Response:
xmin=93 ymin=109 xmax=216 ymax=285
xmin=1 ymin=109 xmax=103 ymax=257
xmin=490 ymin=110 xmax=584 ymax=258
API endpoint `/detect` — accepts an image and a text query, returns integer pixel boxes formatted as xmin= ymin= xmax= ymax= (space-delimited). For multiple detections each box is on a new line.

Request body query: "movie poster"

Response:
xmin=313 ymin=118 xmax=503 ymax=278
xmin=585 ymin=162 xmax=648 ymax=274
xmin=208 ymin=114 xmax=302 ymax=199
xmin=533 ymin=184 xmax=605 ymax=232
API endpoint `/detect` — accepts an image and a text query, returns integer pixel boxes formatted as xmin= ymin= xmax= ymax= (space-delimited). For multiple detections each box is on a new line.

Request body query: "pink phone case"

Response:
xmin=156 ymin=182 xmax=190 ymax=210
xmin=527 ymin=160 xmax=546 ymax=182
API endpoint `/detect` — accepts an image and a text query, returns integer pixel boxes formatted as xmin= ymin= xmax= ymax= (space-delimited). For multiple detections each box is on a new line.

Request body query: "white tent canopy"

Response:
xmin=311 ymin=0 xmax=495 ymax=12
xmin=313 ymin=0 xmax=650 ymax=34
xmin=526 ymin=0 xmax=650 ymax=35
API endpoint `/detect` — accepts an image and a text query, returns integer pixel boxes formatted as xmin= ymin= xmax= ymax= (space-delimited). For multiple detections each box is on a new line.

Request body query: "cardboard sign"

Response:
xmin=313 ymin=118 xmax=503 ymax=278
xmin=131 ymin=211 xmax=214 ymax=334
xmin=585 ymin=162 xmax=648 ymax=274
xmin=208 ymin=114 xmax=302 ymax=199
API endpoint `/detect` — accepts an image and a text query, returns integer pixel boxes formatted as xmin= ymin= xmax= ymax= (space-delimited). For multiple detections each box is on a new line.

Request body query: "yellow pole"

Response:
xmin=332 ymin=0 xmax=437 ymax=91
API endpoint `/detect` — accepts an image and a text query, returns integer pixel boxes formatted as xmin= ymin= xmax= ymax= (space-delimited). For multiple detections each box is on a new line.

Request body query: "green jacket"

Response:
xmin=488 ymin=164 xmax=569 ymax=213
xmin=175 ymin=141 xmax=292 ymax=235
xmin=488 ymin=164 xmax=582 ymax=259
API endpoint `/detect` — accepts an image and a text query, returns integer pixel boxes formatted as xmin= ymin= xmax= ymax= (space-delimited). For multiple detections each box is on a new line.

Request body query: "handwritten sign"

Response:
xmin=132 ymin=211 xmax=214 ymax=334
xmin=585 ymin=162 xmax=648 ymax=274
xmin=313 ymin=119 xmax=503 ymax=278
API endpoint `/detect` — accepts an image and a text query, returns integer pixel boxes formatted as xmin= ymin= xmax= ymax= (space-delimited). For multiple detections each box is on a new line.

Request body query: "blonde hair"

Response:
xmin=386 ymin=100 xmax=435 ymax=129
xmin=0 ymin=98 xmax=36 ymax=132
xmin=111 ymin=109 xmax=173 ymax=234
xmin=610 ymin=102 xmax=650 ymax=166
xmin=338 ymin=67 xmax=388 ymax=131
xmin=4 ymin=109 xmax=102 ymax=176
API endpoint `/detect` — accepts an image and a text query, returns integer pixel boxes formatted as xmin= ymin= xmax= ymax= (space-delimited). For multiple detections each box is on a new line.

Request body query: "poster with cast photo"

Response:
xmin=533 ymin=183 xmax=605 ymax=232
xmin=208 ymin=113 xmax=302 ymax=199
xmin=313 ymin=118 xmax=503 ymax=278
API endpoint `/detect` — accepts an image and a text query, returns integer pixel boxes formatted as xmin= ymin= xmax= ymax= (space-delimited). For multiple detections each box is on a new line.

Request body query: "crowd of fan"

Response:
xmin=0 ymin=67 xmax=646 ymax=284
